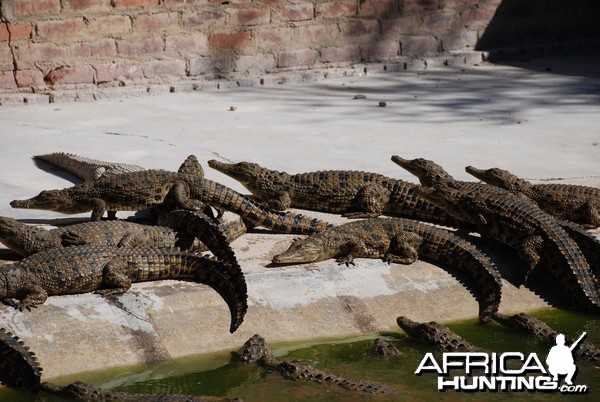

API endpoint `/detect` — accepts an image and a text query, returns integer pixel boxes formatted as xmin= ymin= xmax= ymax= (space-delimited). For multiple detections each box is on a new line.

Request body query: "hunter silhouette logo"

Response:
xmin=546 ymin=332 xmax=586 ymax=386
xmin=415 ymin=332 xmax=589 ymax=393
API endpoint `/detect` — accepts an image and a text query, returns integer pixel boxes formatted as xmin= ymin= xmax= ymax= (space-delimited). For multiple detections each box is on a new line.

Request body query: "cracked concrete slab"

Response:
xmin=0 ymin=54 xmax=599 ymax=379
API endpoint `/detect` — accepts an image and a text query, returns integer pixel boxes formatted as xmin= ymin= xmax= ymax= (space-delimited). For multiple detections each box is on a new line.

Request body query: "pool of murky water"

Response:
xmin=1 ymin=308 xmax=598 ymax=401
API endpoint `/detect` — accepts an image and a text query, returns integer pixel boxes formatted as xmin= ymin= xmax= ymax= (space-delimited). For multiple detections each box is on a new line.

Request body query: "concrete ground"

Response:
xmin=0 ymin=54 xmax=599 ymax=379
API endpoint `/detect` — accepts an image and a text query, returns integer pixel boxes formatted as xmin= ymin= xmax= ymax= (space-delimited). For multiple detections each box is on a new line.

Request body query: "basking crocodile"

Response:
xmin=272 ymin=217 xmax=503 ymax=321
xmin=0 ymin=245 xmax=247 ymax=333
xmin=396 ymin=316 xmax=485 ymax=353
xmin=492 ymin=312 xmax=599 ymax=362
xmin=10 ymin=169 xmax=331 ymax=234
xmin=465 ymin=165 xmax=600 ymax=228
xmin=240 ymin=334 xmax=388 ymax=394
xmin=0 ymin=212 xmax=247 ymax=269
xmin=207 ymin=159 xmax=463 ymax=226
xmin=392 ymin=156 xmax=600 ymax=312
xmin=0 ymin=328 xmax=228 ymax=401
xmin=34 ymin=152 xmax=147 ymax=182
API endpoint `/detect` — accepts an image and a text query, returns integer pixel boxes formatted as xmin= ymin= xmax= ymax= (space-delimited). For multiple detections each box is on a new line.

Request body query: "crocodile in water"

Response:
xmin=0 ymin=245 xmax=247 ymax=333
xmin=10 ymin=169 xmax=331 ymax=234
xmin=392 ymin=156 xmax=600 ymax=313
xmin=272 ymin=217 xmax=503 ymax=321
xmin=396 ymin=316 xmax=485 ymax=353
xmin=239 ymin=334 xmax=388 ymax=394
xmin=492 ymin=312 xmax=599 ymax=362
xmin=0 ymin=328 xmax=228 ymax=401
xmin=465 ymin=165 xmax=600 ymax=228
xmin=207 ymin=159 xmax=463 ymax=226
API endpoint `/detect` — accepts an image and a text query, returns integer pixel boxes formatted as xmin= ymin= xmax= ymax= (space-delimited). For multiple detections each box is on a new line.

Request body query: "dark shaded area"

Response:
xmin=477 ymin=0 xmax=600 ymax=61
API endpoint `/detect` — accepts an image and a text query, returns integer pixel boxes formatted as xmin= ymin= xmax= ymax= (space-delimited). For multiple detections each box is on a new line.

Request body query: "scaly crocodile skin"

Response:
xmin=396 ymin=316 xmax=485 ymax=353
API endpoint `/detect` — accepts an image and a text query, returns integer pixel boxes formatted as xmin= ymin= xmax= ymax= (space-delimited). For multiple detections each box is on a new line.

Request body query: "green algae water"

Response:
xmin=1 ymin=309 xmax=598 ymax=401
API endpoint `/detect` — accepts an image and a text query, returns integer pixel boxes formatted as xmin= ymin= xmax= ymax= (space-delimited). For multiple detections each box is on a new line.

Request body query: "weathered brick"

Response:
xmin=340 ymin=20 xmax=380 ymax=40
xmin=189 ymin=56 xmax=232 ymax=76
xmin=183 ymin=9 xmax=226 ymax=29
xmin=209 ymin=32 xmax=251 ymax=49
xmin=320 ymin=45 xmax=361 ymax=63
xmin=63 ymin=0 xmax=111 ymax=13
xmin=234 ymin=54 xmax=276 ymax=72
xmin=135 ymin=13 xmax=175 ymax=32
xmin=278 ymin=49 xmax=318 ymax=68
xmin=94 ymin=61 xmax=143 ymax=83
xmin=71 ymin=39 xmax=117 ymax=58
xmin=358 ymin=0 xmax=396 ymax=16
xmin=400 ymin=0 xmax=439 ymax=13
xmin=441 ymin=29 xmax=478 ymax=50
xmin=298 ymin=24 xmax=340 ymax=45
xmin=360 ymin=40 xmax=399 ymax=60
xmin=466 ymin=6 xmax=497 ymax=29
xmin=8 ymin=0 xmax=61 ymax=18
xmin=45 ymin=65 xmax=95 ymax=85
xmin=440 ymin=0 xmax=482 ymax=8
xmin=86 ymin=15 xmax=132 ymax=37
xmin=117 ymin=37 xmax=163 ymax=57
xmin=0 ymin=23 xmax=32 ymax=41
xmin=257 ymin=28 xmax=294 ymax=51
xmin=144 ymin=59 xmax=186 ymax=78
xmin=0 ymin=46 xmax=13 ymax=70
xmin=423 ymin=12 xmax=455 ymax=32
xmin=0 ymin=71 xmax=17 ymax=89
xmin=15 ymin=69 xmax=44 ymax=87
xmin=113 ymin=0 xmax=157 ymax=7
xmin=317 ymin=0 xmax=357 ymax=18
xmin=37 ymin=18 xmax=86 ymax=40
xmin=16 ymin=43 xmax=68 ymax=66
xmin=279 ymin=3 xmax=314 ymax=22
xmin=229 ymin=7 xmax=270 ymax=26
xmin=166 ymin=33 xmax=209 ymax=55
xmin=164 ymin=0 xmax=205 ymax=7
xmin=401 ymin=35 xmax=439 ymax=56
xmin=381 ymin=15 xmax=422 ymax=35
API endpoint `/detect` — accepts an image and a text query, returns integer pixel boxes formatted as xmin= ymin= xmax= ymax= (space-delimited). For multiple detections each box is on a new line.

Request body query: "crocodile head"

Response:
xmin=207 ymin=160 xmax=262 ymax=185
xmin=465 ymin=166 xmax=532 ymax=193
xmin=391 ymin=156 xmax=454 ymax=187
xmin=240 ymin=334 xmax=272 ymax=364
xmin=272 ymin=237 xmax=332 ymax=264
xmin=10 ymin=189 xmax=83 ymax=214
xmin=492 ymin=312 xmax=555 ymax=340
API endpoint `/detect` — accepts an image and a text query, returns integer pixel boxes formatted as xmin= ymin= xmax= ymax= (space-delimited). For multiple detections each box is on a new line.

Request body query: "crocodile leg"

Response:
xmin=335 ymin=241 xmax=365 ymax=266
xmin=90 ymin=198 xmax=108 ymax=221
xmin=265 ymin=192 xmax=292 ymax=211
xmin=5 ymin=284 xmax=48 ymax=311
xmin=95 ymin=259 xmax=132 ymax=296
xmin=518 ymin=235 xmax=544 ymax=284
xmin=581 ymin=201 xmax=600 ymax=228
xmin=384 ymin=232 xmax=421 ymax=264
xmin=343 ymin=184 xmax=390 ymax=218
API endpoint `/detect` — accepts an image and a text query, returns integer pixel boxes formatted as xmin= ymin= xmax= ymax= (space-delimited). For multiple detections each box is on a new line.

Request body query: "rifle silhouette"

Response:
xmin=569 ymin=332 xmax=587 ymax=352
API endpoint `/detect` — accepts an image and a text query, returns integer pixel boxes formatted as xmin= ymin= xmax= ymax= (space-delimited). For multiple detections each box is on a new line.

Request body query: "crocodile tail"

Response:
xmin=194 ymin=177 xmax=332 ymax=234
xmin=190 ymin=255 xmax=248 ymax=333
xmin=0 ymin=328 xmax=42 ymax=391
xmin=403 ymin=220 xmax=503 ymax=322
xmin=557 ymin=219 xmax=600 ymax=284
xmin=160 ymin=210 xmax=239 ymax=268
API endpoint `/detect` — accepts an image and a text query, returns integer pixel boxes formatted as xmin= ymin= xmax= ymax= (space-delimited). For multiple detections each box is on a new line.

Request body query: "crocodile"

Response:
xmin=10 ymin=169 xmax=331 ymax=234
xmin=239 ymin=334 xmax=388 ymax=394
xmin=465 ymin=165 xmax=600 ymax=228
xmin=392 ymin=156 xmax=600 ymax=311
xmin=207 ymin=159 xmax=464 ymax=227
xmin=396 ymin=316 xmax=485 ymax=353
xmin=0 ymin=328 xmax=229 ymax=401
xmin=0 ymin=212 xmax=247 ymax=268
xmin=272 ymin=217 xmax=503 ymax=321
xmin=34 ymin=152 xmax=147 ymax=182
xmin=0 ymin=245 xmax=247 ymax=333
xmin=373 ymin=338 xmax=401 ymax=356
xmin=492 ymin=312 xmax=599 ymax=362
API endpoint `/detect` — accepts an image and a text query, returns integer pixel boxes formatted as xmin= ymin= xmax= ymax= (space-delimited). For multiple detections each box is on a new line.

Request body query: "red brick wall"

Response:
xmin=0 ymin=0 xmax=524 ymax=97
